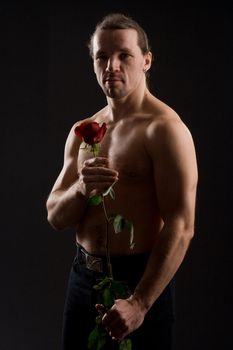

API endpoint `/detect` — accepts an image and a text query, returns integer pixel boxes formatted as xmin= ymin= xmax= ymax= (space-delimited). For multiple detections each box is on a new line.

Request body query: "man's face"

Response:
xmin=92 ymin=29 xmax=150 ymax=99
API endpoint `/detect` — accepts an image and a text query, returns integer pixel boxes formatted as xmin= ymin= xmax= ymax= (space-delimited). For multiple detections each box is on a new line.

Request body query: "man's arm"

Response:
xmin=46 ymin=122 xmax=119 ymax=230
xmin=46 ymin=124 xmax=87 ymax=230
xmin=102 ymin=117 xmax=198 ymax=340
xmin=133 ymin=118 xmax=198 ymax=310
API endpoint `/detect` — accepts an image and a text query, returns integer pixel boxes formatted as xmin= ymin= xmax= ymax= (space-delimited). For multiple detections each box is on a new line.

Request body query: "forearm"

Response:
xmin=133 ymin=222 xmax=194 ymax=312
xmin=46 ymin=181 xmax=87 ymax=230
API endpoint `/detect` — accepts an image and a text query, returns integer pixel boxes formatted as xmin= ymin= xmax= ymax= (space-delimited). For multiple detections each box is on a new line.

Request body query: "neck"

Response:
xmin=106 ymin=88 xmax=151 ymax=123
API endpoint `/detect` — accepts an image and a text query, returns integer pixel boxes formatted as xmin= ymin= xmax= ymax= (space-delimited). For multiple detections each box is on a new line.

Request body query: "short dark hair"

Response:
xmin=88 ymin=13 xmax=151 ymax=57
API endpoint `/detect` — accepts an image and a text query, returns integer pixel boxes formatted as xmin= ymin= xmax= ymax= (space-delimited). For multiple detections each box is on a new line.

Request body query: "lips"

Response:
xmin=104 ymin=75 xmax=123 ymax=83
xmin=106 ymin=79 xmax=121 ymax=83
xmin=104 ymin=76 xmax=123 ymax=85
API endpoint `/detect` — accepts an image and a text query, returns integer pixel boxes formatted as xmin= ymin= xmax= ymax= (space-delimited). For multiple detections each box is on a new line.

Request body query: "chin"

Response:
xmin=106 ymin=88 xmax=127 ymax=99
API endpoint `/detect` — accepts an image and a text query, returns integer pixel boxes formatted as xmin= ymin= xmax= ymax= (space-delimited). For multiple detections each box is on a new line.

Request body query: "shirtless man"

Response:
xmin=46 ymin=13 xmax=198 ymax=350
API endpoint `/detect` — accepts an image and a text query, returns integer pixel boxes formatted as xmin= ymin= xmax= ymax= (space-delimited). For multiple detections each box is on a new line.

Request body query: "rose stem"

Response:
xmin=102 ymin=196 xmax=113 ymax=279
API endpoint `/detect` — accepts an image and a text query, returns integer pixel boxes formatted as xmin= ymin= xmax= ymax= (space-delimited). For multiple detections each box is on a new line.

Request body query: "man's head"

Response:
xmin=88 ymin=13 xmax=151 ymax=57
xmin=88 ymin=13 xmax=153 ymax=98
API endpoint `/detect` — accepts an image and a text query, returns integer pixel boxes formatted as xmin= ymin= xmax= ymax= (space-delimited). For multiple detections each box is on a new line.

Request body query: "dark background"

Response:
xmin=1 ymin=1 xmax=232 ymax=349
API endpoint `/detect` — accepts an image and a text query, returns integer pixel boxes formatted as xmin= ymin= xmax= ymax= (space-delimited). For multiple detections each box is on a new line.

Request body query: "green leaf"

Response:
xmin=111 ymin=280 xmax=131 ymax=299
xmin=102 ymin=287 xmax=114 ymax=309
xmin=97 ymin=336 xmax=106 ymax=350
xmin=95 ymin=315 xmax=102 ymax=324
xmin=96 ymin=330 xmax=107 ymax=350
xmin=113 ymin=215 xmax=125 ymax=233
xmin=88 ymin=195 xmax=102 ymax=206
xmin=119 ymin=338 xmax=132 ymax=350
xmin=88 ymin=325 xmax=107 ymax=350
xmin=93 ymin=276 xmax=112 ymax=290
xmin=87 ymin=326 xmax=100 ymax=349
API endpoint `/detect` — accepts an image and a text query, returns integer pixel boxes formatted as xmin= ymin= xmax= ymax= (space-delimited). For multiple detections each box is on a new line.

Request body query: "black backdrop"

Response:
xmin=1 ymin=1 xmax=232 ymax=349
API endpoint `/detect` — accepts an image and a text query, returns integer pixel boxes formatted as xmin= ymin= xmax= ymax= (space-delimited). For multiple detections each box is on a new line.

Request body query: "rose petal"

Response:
xmin=74 ymin=121 xmax=107 ymax=145
xmin=93 ymin=123 xmax=107 ymax=143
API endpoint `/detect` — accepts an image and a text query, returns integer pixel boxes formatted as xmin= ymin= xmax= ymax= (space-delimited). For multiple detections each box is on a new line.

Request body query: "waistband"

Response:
xmin=75 ymin=242 xmax=150 ymax=275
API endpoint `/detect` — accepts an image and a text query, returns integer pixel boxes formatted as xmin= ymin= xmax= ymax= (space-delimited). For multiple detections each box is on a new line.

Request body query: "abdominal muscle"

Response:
xmin=76 ymin=185 xmax=163 ymax=256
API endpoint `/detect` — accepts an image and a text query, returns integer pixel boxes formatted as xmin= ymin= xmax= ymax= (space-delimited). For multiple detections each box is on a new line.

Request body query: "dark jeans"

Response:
xmin=62 ymin=245 xmax=175 ymax=350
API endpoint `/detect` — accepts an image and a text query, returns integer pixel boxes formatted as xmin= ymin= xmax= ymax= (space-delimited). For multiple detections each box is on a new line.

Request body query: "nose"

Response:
xmin=106 ymin=57 xmax=120 ymax=72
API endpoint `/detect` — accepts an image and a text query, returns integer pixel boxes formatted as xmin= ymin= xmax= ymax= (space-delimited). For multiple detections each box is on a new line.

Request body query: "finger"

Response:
xmin=102 ymin=309 xmax=119 ymax=326
xmin=84 ymin=157 xmax=109 ymax=167
xmin=108 ymin=321 xmax=128 ymax=340
xmin=107 ymin=323 xmax=128 ymax=341
xmin=84 ymin=177 xmax=118 ymax=185
xmin=81 ymin=170 xmax=119 ymax=184
xmin=82 ymin=166 xmax=119 ymax=177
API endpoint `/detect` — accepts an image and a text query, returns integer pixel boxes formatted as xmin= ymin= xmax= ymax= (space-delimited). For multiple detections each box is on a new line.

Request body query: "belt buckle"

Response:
xmin=83 ymin=251 xmax=103 ymax=273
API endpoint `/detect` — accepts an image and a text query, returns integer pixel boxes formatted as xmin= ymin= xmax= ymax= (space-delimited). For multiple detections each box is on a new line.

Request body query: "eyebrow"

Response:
xmin=95 ymin=47 xmax=133 ymax=57
xmin=94 ymin=50 xmax=105 ymax=57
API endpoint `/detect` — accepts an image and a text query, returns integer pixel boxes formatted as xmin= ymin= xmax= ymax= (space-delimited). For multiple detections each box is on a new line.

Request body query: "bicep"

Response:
xmin=50 ymin=126 xmax=81 ymax=193
xmin=152 ymin=121 xmax=198 ymax=225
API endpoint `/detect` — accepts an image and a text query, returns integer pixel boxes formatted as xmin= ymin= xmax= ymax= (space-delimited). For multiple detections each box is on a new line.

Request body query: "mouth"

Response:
xmin=104 ymin=74 xmax=123 ymax=81
xmin=104 ymin=77 xmax=123 ymax=86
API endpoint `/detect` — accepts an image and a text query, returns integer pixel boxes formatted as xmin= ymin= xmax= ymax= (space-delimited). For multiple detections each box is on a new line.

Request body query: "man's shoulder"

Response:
xmin=144 ymin=94 xmax=177 ymax=122
xmin=146 ymin=100 xmax=182 ymax=133
xmin=145 ymin=97 xmax=193 ymax=147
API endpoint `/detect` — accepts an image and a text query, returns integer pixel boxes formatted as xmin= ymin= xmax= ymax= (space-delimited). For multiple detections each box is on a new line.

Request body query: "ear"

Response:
xmin=143 ymin=51 xmax=152 ymax=72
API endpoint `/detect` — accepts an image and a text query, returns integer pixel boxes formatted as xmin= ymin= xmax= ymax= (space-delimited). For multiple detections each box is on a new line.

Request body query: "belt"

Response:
xmin=75 ymin=243 xmax=150 ymax=275
xmin=76 ymin=244 xmax=104 ymax=273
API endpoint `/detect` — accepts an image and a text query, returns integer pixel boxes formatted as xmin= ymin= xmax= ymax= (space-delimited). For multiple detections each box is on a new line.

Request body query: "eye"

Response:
xmin=119 ymin=53 xmax=130 ymax=60
xmin=95 ymin=54 xmax=108 ymax=61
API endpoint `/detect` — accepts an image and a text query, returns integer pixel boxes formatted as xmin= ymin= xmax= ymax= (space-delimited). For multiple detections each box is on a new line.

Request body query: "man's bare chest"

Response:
xmin=77 ymin=122 xmax=152 ymax=182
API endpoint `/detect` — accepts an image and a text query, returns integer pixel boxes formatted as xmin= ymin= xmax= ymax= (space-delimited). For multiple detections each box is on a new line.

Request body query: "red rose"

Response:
xmin=74 ymin=121 xmax=107 ymax=145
